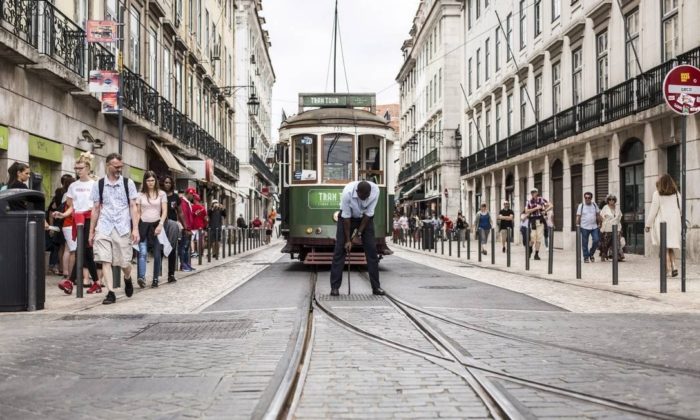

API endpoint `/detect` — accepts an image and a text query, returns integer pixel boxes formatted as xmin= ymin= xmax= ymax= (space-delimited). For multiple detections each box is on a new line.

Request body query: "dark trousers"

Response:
xmin=330 ymin=217 xmax=380 ymax=290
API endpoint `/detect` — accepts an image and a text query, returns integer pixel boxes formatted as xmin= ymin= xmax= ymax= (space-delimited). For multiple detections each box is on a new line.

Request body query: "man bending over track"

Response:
xmin=329 ymin=180 xmax=384 ymax=297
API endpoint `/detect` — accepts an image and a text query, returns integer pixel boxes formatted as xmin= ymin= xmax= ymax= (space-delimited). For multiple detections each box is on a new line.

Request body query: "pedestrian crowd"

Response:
xmin=2 ymin=154 xmax=279 ymax=305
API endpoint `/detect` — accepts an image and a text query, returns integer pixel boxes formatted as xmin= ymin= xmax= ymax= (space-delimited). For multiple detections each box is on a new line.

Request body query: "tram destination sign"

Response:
xmin=663 ymin=64 xmax=700 ymax=115
xmin=300 ymin=93 xmax=375 ymax=108
xmin=308 ymin=189 xmax=342 ymax=209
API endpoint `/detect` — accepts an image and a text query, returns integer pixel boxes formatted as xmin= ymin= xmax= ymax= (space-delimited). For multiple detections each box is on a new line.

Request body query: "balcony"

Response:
xmin=460 ymin=45 xmax=700 ymax=176
xmin=250 ymin=150 xmax=277 ymax=185
xmin=397 ymin=148 xmax=441 ymax=185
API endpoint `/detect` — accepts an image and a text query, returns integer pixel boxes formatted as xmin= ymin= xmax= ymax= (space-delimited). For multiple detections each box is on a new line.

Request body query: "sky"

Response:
xmin=264 ymin=0 xmax=421 ymax=141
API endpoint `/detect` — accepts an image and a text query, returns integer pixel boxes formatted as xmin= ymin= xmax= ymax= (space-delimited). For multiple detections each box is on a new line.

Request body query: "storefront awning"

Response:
xmin=172 ymin=153 xmax=196 ymax=174
xmin=213 ymin=175 xmax=237 ymax=196
xmin=150 ymin=140 xmax=186 ymax=174
xmin=404 ymin=183 xmax=423 ymax=198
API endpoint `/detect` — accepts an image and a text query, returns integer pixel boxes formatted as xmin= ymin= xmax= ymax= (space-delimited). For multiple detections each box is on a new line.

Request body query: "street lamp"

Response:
xmin=247 ymin=93 xmax=260 ymax=117
xmin=216 ymin=85 xmax=259 ymax=116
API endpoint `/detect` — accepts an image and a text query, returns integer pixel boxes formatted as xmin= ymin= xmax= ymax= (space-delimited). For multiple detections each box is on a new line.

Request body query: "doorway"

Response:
xmin=620 ymin=139 xmax=645 ymax=255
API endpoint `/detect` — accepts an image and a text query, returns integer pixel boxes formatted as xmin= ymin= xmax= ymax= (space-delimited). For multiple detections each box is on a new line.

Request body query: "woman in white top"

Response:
xmin=599 ymin=194 xmax=624 ymax=261
xmin=645 ymin=174 xmax=682 ymax=277
xmin=54 ymin=153 xmax=100 ymax=295
xmin=136 ymin=171 xmax=168 ymax=288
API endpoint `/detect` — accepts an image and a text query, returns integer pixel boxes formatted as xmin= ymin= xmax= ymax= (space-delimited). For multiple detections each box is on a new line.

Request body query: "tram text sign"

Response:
xmin=308 ymin=189 xmax=342 ymax=209
xmin=663 ymin=65 xmax=700 ymax=115
xmin=301 ymin=94 xmax=374 ymax=108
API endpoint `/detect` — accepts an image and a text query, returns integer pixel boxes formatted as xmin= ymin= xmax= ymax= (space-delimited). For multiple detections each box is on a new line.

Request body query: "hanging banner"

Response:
xmin=89 ymin=70 xmax=120 ymax=93
xmin=86 ymin=20 xmax=117 ymax=43
xmin=101 ymin=92 xmax=118 ymax=113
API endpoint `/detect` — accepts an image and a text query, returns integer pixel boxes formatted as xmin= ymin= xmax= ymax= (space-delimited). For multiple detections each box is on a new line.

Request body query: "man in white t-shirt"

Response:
xmin=576 ymin=191 xmax=601 ymax=263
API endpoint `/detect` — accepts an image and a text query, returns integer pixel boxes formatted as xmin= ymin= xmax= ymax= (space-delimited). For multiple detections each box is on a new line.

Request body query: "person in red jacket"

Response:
xmin=179 ymin=187 xmax=196 ymax=272
xmin=190 ymin=193 xmax=208 ymax=258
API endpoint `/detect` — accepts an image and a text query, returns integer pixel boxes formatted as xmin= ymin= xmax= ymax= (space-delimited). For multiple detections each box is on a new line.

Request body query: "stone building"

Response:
xmin=234 ymin=0 xmax=276 ymax=222
xmin=459 ymin=0 xmax=700 ymax=260
xmin=395 ymin=0 xmax=464 ymax=220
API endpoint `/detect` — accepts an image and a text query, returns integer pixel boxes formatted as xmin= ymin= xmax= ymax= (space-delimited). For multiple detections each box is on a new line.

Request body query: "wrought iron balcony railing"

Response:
xmin=250 ymin=150 xmax=277 ymax=185
xmin=460 ymin=45 xmax=700 ymax=176
xmin=397 ymin=148 xmax=440 ymax=185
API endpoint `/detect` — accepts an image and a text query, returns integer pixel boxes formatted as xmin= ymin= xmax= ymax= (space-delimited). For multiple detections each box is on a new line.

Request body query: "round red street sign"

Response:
xmin=663 ymin=64 xmax=700 ymax=115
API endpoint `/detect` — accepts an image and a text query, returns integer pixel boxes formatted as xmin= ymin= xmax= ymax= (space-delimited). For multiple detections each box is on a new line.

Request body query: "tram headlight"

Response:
xmin=305 ymin=227 xmax=313 ymax=235
xmin=332 ymin=211 xmax=340 ymax=222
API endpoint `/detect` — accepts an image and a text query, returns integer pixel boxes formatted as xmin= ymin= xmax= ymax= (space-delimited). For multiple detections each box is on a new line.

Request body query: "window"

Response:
xmin=476 ymin=0 xmax=481 ymax=19
xmin=175 ymin=60 xmax=183 ymax=110
xmin=596 ymin=31 xmax=608 ymax=93
xmin=197 ymin=0 xmax=202 ymax=42
xmin=495 ymin=101 xmax=501 ymax=141
xmin=534 ymin=74 xmax=542 ymax=120
xmin=468 ymin=57 xmax=473 ymax=94
xmin=359 ymin=135 xmax=383 ymax=184
xmin=552 ymin=61 xmax=561 ymax=113
xmin=438 ymin=68 xmax=442 ymax=98
xmin=476 ymin=48 xmax=481 ymax=88
xmin=467 ymin=0 xmax=472 ymax=29
xmin=519 ymin=1 xmax=527 ymax=50
xmin=292 ymin=135 xmax=318 ymax=182
xmin=625 ymin=9 xmax=639 ymax=78
xmin=506 ymin=94 xmax=513 ymax=136
xmin=485 ymin=108 xmax=491 ymax=146
xmin=520 ymin=84 xmax=528 ymax=128
xmin=148 ymin=28 xmax=157 ymax=87
xmin=129 ymin=6 xmax=140 ymax=73
xmin=662 ymin=0 xmax=679 ymax=61
xmin=476 ymin=115 xmax=482 ymax=147
xmin=572 ymin=48 xmax=582 ymax=105
xmin=552 ymin=0 xmax=560 ymax=21
xmin=322 ymin=133 xmax=353 ymax=183
xmin=534 ymin=0 xmax=542 ymax=37
xmin=468 ymin=122 xmax=473 ymax=154
xmin=163 ymin=48 xmax=171 ymax=100
xmin=495 ymin=28 xmax=500 ymax=70
xmin=484 ymin=38 xmax=490 ymax=80
xmin=205 ymin=9 xmax=209 ymax=52
xmin=506 ymin=13 xmax=513 ymax=61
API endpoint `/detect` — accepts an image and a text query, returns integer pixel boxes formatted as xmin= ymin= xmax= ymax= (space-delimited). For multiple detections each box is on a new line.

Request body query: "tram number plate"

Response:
xmin=308 ymin=189 xmax=342 ymax=209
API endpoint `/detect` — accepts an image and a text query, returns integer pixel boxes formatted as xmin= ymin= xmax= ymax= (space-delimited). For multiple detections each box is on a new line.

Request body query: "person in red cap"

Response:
xmin=178 ymin=187 xmax=196 ymax=271
xmin=191 ymin=193 xmax=208 ymax=259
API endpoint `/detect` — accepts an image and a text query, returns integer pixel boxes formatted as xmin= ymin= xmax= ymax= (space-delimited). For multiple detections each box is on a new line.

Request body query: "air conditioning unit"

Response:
xmin=211 ymin=43 xmax=221 ymax=61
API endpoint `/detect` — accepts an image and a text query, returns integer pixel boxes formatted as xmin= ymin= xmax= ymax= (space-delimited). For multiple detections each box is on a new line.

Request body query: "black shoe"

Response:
xmin=137 ymin=278 xmax=146 ymax=288
xmin=590 ymin=256 xmax=595 ymax=262
xmin=372 ymin=288 xmax=386 ymax=296
xmin=534 ymin=253 xmax=541 ymax=260
xmin=672 ymin=269 xmax=679 ymax=277
xmin=167 ymin=275 xmax=177 ymax=283
xmin=151 ymin=279 xmax=159 ymax=288
xmin=502 ymin=247 xmax=506 ymax=253
xmin=330 ymin=288 xmax=339 ymax=296
xmin=102 ymin=291 xmax=116 ymax=305
xmin=124 ymin=278 xmax=134 ymax=297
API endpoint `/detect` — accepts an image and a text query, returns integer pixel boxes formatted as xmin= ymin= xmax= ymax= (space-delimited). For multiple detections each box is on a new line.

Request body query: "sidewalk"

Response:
xmin=389 ymin=237 xmax=700 ymax=313
xmin=24 ymin=238 xmax=285 ymax=316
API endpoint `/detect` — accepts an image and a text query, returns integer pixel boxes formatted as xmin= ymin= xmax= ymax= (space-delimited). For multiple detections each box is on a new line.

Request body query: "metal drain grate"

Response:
xmin=317 ymin=293 xmax=386 ymax=302
xmin=419 ymin=285 xmax=467 ymax=290
xmin=131 ymin=320 xmax=253 ymax=341
xmin=59 ymin=314 xmax=147 ymax=321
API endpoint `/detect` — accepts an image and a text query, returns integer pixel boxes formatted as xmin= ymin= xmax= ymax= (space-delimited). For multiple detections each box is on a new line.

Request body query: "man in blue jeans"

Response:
xmin=178 ymin=187 xmax=196 ymax=272
xmin=576 ymin=191 xmax=601 ymax=263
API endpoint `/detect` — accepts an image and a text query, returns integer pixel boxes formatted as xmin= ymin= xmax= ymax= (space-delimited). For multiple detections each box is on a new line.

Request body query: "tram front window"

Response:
xmin=322 ymin=133 xmax=353 ymax=183
xmin=292 ymin=134 xmax=317 ymax=182
xmin=359 ymin=134 xmax=383 ymax=184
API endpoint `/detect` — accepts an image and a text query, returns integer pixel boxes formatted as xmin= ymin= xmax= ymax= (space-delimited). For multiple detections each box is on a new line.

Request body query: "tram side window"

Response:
xmin=322 ymin=133 xmax=353 ymax=183
xmin=292 ymin=134 xmax=317 ymax=182
xmin=359 ymin=134 xmax=383 ymax=184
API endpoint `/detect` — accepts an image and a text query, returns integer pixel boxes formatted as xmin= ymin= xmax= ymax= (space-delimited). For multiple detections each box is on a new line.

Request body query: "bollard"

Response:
xmin=228 ymin=228 xmax=232 ymax=257
xmin=457 ymin=231 xmax=461 ymax=258
xmin=247 ymin=228 xmax=250 ymax=251
xmin=478 ymin=228 xmax=482 ymax=262
xmin=449 ymin=234 xmax=452 ymax=257
xmin=660 ymin=222 xmax=667 ymax=293
xmin=221 ymin=228 xmax=226 ymax=259
xmin=467 ymin=228 xmax=471 ymax=260
xmin=441 ymin=233 xmax=444 ymax=255
xmin=506 ymin=227 xmax=511 ymax=267
xmin=547 ymin=226 xmax=553 ymax=275
xmin=491 ymin=228 xmax=495 ymax=264
xmin=434 ymin=229 xmax=438 ymax=254
xmin=207 ymin=228 xmax=212 ymax=263
xmin=75 ymin=222 xmax=85 ymax=298
xmin=27 ymin=221 xmax=38 ymax=312
xmin=198 ymin=231 xmax=203 ymax=266
xmin=113 ymin=266 xmax=121 ymax=289
xmin=612 ymin=224 xmax=619 ymax=286
xmin=526 ymin=224 xmax=531 ymax=271
xmin=575 ymin=227 xmax=581 ymax=279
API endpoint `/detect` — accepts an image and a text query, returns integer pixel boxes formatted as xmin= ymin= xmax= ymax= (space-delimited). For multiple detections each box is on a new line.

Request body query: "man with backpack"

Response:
xmin=576 ymin=191 xmax=602 ymax=263
xmin=89 ymin=153 xmax=139 ymax=305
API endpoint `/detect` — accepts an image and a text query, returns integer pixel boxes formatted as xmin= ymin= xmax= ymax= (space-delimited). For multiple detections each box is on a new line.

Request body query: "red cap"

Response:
xmin=186 ymin=187 xmax=197 ymax=195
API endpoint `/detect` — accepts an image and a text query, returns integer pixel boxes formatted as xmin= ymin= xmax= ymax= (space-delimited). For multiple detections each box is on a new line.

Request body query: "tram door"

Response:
xmin=358 ymin=135 xmax=383 ymax=184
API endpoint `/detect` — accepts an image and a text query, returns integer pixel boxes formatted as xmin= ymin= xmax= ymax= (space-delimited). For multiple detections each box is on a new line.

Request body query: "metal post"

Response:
xmin=75 ymin=223 xmax=84 ymax=298
xmin=441 ymin=233 xmax=444 ymax=255
xmin=434 ymin=227 xmax=437 ymax=253
xmin=506 ymin=227 xmax=511 ymax=267
xmin=681 ymin=115 xmax=687 ymax=292
xmin=660 ymin=222 xmax=667 ymax=293
xmin=221 ymin=228 xmax=226 ymax=259
xmin=457 ymin=231 xmax=461 ymax=258
xmin=207 ymin=228 xmax=212 ymax=263
xmin=575 ymin=227 xmax=581 ymax=279
xmin=547 ymin=226 xmax=553 ymax=275
xmin=491 ymin=228 xmax=495 ymax=264
xmin=478 ymin=228 xmax=482 ymax=262
xmin=526 ymin=224 xmax=531 ymax=271
xmin=27 ymin=221 xmax=37 ymax=311
xmin=467 ymin=227 xmax=471 ymax=260
xmin=228 ymin=228 xmax=232 ymax=257
xmin=198 ymin=231 xmax=203 ymax=266
xmin=612 ymin=224 xmax=619 ymax=285
xmin=449 ymin=234 xmax=452 ymax=257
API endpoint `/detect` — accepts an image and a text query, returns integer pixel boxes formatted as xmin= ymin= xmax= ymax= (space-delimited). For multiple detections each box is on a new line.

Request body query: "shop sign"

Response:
xmin=102 ymin=92 xmax=118 ymax=113
xmin=28 ymin=135 xmax=63 ymax=163
xmin=86 ymin=20 xmax=117 ymax=43
xmin=301 ymin=93 xmax=374 ymax=108
xmin=308 ymin=189 xmax=342 ymax=209
xmin=0 ymin=125 xmax=8 ymax=150
xmin=89 ymin=70 xmax=119 ymax=93
xmin=129 ymin=166 xmax=145 ymax=183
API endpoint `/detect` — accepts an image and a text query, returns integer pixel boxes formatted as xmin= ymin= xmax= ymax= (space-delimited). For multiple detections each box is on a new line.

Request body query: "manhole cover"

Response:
xmin=131 ymin=320 xmax=253 ymax=341
xmin=419 ymin=285 xmax=467 ymax=290
xmin=317 ymin=294 xmax=385 ymax=302
xmin=59 ymin=314 xmax=146 ymax=321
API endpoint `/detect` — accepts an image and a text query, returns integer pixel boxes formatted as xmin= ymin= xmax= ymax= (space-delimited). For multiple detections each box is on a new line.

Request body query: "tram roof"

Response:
xmin=280 ymin=107 xmax=391 ymax=130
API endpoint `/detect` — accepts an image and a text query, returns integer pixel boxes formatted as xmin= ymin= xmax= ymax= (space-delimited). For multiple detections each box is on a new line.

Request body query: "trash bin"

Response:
xmin=0 ymin=189 xmax=46 ymax=311
xmin=422 ymin=225 xmax=434 ymax=249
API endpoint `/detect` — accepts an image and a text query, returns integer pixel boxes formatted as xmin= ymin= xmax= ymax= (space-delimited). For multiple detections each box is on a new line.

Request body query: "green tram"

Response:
xmin=278 ymin=93 xmax=396 ymax=264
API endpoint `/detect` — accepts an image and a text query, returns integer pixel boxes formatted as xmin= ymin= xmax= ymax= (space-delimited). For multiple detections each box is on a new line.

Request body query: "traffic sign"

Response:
xmin=663 ymin=64 xmax=700 ymax=115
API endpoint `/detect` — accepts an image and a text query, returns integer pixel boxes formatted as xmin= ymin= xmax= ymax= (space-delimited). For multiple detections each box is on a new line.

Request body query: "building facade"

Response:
xmin=459 ymin=0 xmax=700 ymax=259
xmin=0 ymin=0 xmax=246 ymax=216
xmin=396 ymin=0 xmax=464 ymax=220
xmin=234 ymin=0 xmax=276 ymax=223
